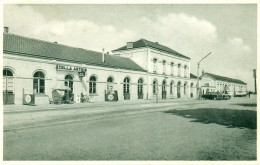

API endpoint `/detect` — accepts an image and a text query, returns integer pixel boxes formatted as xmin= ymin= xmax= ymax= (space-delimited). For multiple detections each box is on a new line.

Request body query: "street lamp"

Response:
xmin=197 ymin=52 xmax=212 ymax=99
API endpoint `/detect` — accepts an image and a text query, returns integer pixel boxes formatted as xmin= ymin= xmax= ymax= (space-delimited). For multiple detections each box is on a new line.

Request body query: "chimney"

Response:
xmin=4 ymin=27 xmax=9 ymax=33
xmin=102 ymin=48 xmax=105 ymax=63
xmin=127 ymin=42 xmax=133 ymax=49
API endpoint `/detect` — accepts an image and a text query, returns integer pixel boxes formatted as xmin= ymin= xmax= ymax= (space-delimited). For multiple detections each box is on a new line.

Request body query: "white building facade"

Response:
xmin=200 ymin=72 xmax=247 ymax=97
xmin=4 ymin=31 xmax=226 ymax=105
xmin=113 ymin=39 xmax=195 ymax=100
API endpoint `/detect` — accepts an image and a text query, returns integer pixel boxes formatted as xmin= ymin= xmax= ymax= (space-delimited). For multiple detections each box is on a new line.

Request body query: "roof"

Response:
xmin=3 ymin=33 xmax=146 ymax=72
xmin=190 ymin=73 xmax=197 ymax=79
xmin=113 ymin=38 xmax=190 ymax=60
xmin=202 ymin=72 xmax=247 ymax=85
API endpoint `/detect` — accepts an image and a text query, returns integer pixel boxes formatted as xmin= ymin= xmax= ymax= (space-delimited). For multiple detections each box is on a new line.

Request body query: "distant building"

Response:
xmin=200 ymin=72 xmax=247 ymax=96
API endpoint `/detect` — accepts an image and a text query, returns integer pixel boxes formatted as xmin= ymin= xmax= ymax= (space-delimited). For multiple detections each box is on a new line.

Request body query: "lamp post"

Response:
xmin=197 ymin=52 xmax=212 ymax=99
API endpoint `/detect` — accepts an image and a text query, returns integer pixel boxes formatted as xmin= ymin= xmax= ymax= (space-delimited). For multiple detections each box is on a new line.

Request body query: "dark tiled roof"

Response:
xmin=113 ymin=39 xmax=190 ymax=59
xmin=3 ymin=33 xmax=146 ymax=72
xmin=190 ymin=73 xmax=197 ymax=79
xmin=203 ymin=72 xmax=247 ymax=85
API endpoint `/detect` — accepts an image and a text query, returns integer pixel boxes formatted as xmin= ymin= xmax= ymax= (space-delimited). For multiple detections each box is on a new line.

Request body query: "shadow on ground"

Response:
xmin=232 ymin=103 xmax=257 ymax=107
xmin=164 ymin=108 xmax=256 ymax=129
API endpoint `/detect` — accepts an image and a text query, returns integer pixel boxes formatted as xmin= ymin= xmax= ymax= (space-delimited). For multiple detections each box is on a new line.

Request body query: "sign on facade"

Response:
xmin=56 ymin=64 xmax=87 ymax=72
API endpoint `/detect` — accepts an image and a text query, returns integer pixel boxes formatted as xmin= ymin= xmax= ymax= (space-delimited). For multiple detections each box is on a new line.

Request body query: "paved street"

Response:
xmin=3 ymin=97 xmax=257 ymax=160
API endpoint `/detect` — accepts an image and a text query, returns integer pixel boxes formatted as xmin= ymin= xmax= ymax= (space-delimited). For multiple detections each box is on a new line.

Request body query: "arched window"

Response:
xmin=138 ymin=78 xmax=143 ymax=94
xmin=89 ymin=76 xmax=97 ymax=94
xmin=170 ymin=81 xmax=174 ymax=95
xmin=162 ymin=80 xmax=166 ymax=92
xmin=107 ymin=76 xmax=114 ymax=91
xmin=153 ymin=79 xmax=158 ymax=94
xmin=33 ymin=71 xmax=45 ymax=94
xmin=65 ymin=75 xmax=73 ymax=93
xmin=3 ymin=69 xmax=14 ymax=94
xmin=123 ymin=77 xmax=130 ymax=94
xmin=184 ymin=82 xmax=187 ymax=95
xmin=177 ymin=81 xmax=181 ymax=98
xmin=107 ymin=77 xmax=114 ymax=83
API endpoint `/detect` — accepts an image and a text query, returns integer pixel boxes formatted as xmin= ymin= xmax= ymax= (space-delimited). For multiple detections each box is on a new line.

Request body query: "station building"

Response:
xmin=200 ymin=72 xmax=247 ymax=96
xmin=3 ymin=30 xmax=196 ymax=105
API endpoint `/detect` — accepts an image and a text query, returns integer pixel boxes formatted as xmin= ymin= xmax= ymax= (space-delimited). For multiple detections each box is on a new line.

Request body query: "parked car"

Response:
xmin=202 ymin=91 xmax=231 ymax=100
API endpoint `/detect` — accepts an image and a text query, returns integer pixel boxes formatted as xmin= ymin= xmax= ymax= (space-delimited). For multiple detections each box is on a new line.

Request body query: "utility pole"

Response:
xmin=197 ymin=52 xmax=212 ymax=99
xmin=253 ymin=69 xmax=257 ymax=94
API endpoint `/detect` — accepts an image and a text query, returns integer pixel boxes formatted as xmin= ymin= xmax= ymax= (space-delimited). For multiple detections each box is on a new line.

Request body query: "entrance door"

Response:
xmin=162 ymin=80 xmax=167 ymax=99
xmin=3 ymin=69 xmax=15 ymax=105
xmin=177 ymin=82 xmax=181 ymax=98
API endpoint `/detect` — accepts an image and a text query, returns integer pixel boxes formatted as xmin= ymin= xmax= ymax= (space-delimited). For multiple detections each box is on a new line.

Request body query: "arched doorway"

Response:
xmin=65 ymin=75 xmax=73 ymax=94
xmin=184 ymin=82 xmax=187 ymax=95
xmin=123 ymin=77 xmax=130 ymax=100
xmin=162 ymin=80 xmax=167 ymax=99
xmin=170 ymin=81 xmax=174 ymax=96
xmin=138 ymin=78 xmax=143 ymax=99
xmin=153 ymin=79 xmax=158 ymax=95
xmin=33 ymin=71 xmax=45 ymax=94
xmin=3 ymin=68 xmax=15 ymax=104
xmin=177 ymin=81 xmax=181 ymax=98
xmin=190 ymin=83 xmax=194 ymax=98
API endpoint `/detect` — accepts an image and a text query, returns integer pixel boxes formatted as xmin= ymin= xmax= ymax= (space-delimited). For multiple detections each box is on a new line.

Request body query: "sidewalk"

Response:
xmin=3 ymin=98 xmax=195 ymax=113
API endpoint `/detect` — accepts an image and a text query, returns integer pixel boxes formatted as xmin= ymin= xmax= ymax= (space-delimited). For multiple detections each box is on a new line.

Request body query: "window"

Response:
xmin=65 ymin=75 xmax=73 ymax=93
xmin=171 ymin=62 xmax=174 ymax=75
xmin=184 ymin=65 xmax=187 ymax=77
xmin=33 ymin=71 xmax=45 ymax=94
xmin=162 ymin=80 xmax=166 ymax=92
xmin=178 ymin=64 xmax=181 ymax=76
xmin=89 ymin=76 xmax=97 ymax=94
xmin=162 ymin=60 xmax=166 ymax=74
xmin=153 ymin=58 xmax=157 ymax=73
xmin=170 ymin=81 xmax=174 ymax=95
xmin=123 ymin=77 xmax=130 ymax=94
xmin=138 ymin=78 xmax=143 ymax=94
xmin=107 ymin=76 xmax=114 ymax=91
xmin=184 ymin=82 xmax=187 ymax=95
xmin=107 ymin=77 xmax=113 ymax=83
xmin=190 ymin=82 xmax=193 ymax=92
xmin=204 ymin=83 xmax=209 ymax=87
xmin=153 ymin=80 xmax=158 ymax=94
xmin=3 ymin=69 xmax=14 ymax=94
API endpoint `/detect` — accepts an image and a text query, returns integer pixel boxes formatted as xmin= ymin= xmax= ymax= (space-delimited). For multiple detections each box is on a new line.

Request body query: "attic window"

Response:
xmin=127 ymin=42 xmax=133 ymax=49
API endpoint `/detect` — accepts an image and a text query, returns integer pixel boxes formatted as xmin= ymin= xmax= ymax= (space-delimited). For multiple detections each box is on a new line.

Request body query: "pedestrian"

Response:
xmin=249 ymin=92 xmax=251 ymax=99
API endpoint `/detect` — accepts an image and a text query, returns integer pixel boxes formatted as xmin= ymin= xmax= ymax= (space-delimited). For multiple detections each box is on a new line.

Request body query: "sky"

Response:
xmin=3 ymin=4 xmax=257 ymax=91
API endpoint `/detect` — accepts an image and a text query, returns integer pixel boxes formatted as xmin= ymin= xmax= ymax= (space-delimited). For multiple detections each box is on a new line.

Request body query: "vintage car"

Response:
xmin=202 ymin=92 xmax=231 ymax=100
